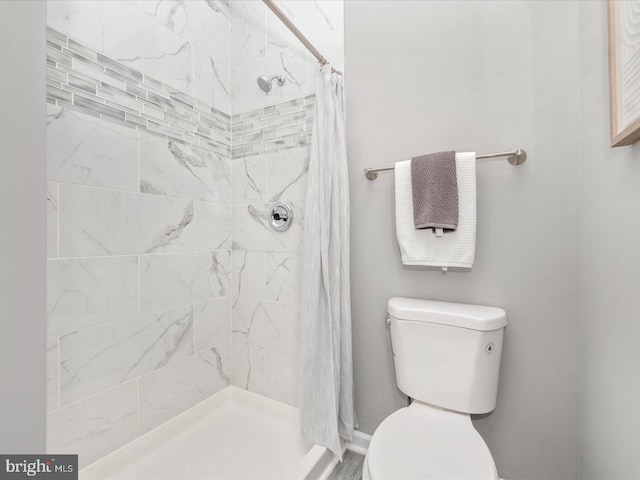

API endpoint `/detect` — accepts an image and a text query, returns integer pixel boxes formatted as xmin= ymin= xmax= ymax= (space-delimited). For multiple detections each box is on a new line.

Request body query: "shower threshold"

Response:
xmin=80 ymin=386 xmax=337 ymax=480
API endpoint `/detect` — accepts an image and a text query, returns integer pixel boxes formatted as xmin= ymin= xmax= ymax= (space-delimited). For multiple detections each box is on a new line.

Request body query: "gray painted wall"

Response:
xmin=5 ymin=2 xmax=637 ymax=476
xmin=345 ymin=1 xmax=580 ymax=478
xmin=0 ymin=0 xmax=47 ymax=452
xmin=579 ymin=2 xmax=640 ymax=478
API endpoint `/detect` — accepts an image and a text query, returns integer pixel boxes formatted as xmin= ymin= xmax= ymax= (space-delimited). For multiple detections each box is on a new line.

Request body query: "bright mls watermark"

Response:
xmin=0 ymin=455 xmax=77 ymax=479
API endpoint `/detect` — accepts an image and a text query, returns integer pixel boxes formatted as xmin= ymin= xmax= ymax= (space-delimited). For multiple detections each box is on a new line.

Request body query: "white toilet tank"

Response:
xmin=388 ymin=297 xmax=507 ymax=414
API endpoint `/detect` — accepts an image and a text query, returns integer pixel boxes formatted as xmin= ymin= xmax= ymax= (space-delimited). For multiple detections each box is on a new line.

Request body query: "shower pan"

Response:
xmin=80 ymin=388 xmax=336 ymax=480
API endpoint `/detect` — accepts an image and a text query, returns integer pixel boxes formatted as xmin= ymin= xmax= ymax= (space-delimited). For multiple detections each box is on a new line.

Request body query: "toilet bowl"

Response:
xmin=363 ymin=297 xmax=507 ymax=480
xmin=363 ymin=402 xmax=498 ymax=479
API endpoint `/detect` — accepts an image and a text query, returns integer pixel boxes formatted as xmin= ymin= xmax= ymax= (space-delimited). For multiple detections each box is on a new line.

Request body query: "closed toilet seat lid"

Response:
xmin=366 ymin=403 xmax=498 ymax=480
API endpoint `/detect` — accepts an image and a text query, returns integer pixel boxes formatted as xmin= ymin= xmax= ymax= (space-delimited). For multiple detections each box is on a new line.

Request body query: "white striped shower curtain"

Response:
xmin=299 ymin=64 xmax=355 ymax=459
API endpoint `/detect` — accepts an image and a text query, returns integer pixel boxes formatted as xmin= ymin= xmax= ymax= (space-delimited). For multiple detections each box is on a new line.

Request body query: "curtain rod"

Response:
xmin=262 ymin=0 xmax=343 ymax=75
xmin=364 ymin=149 xmax=527 ymax=180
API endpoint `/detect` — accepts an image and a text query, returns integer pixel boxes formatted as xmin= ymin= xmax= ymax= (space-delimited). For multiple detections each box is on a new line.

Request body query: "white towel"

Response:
xmin=395 ymin=152 xmax=476 ymax=268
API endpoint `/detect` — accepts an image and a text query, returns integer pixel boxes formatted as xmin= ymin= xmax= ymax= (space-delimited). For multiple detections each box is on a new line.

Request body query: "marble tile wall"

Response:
xmin=228 ymin=0 xmax=344 ymax=406
xmin=46 ymin=0 xmax=232 ymax=468
xmin=230 ymin=138 xmax=310 ymax=408
xmin=45 ymin=0 xmax=344 ymax=467
xmin=229 ymin=0 xmax=344 ymax=114
xmin=231 ymin=96 xmax=315 ymax=159
xmin=45 ymin=28 xmax=230 ymax=157
xmin=48 ymin=0 xmax=231 ymax=113
xmin=46 ymin=110 xmax=232 ymax=468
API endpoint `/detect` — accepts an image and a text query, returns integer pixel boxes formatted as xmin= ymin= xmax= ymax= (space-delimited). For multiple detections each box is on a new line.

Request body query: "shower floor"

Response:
xmin=80 ymin=387 xmax=336 ymax=480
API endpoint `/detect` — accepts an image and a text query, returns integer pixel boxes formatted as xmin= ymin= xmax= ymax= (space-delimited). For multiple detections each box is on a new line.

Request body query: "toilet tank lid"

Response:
xmin=388 ymin=297 xmax=507 ymax=331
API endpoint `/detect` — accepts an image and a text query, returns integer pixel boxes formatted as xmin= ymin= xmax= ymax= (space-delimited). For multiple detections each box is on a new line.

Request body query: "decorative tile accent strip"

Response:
xmin=45 ymin=27 xmax=230 ymax=158
xmin=231 ymin=96 xmax=315 ymax=159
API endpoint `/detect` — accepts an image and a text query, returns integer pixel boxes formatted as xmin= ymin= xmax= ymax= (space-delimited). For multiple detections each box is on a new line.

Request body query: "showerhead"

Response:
xmin=257 ymin=74 xmax=286 ymax=94
xmin=257 ymin=75 xmax=273 ymax=93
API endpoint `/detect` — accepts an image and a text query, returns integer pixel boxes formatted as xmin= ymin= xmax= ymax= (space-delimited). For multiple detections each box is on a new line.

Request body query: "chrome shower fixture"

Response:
xmin=257 ymin=74 xmax=286 ymax=94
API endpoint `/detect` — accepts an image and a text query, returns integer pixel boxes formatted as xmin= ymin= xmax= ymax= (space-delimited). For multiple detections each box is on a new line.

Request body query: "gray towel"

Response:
xmin=411 ymin=150 xmax=459 ymax=230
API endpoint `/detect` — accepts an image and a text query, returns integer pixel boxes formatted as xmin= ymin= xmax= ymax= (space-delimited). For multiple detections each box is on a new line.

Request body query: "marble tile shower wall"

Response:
xmin=45 ymin=0 xmax=233 ymax=468
xmin=228 ymin=1 xmax=343 ymax=407
xmin=230 ymin=121 xmax=310 ymax=407
xmin=229 ymin=0 xmax=344 ymax=114
xmin=44 ymin=0 xmax=344 ymax=467
xmin=48 ymin=0 xmax=232 ymax=112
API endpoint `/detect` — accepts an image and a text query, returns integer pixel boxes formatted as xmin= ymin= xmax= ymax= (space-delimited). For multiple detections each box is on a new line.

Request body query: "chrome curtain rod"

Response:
xmin=364 ymin=149 xmax=527 ymax=180
xmin=262 ymin=0 xmax=343 ymax=75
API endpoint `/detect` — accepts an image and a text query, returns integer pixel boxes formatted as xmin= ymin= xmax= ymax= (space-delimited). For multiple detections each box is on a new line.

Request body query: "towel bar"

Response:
xmin=363 ymin=148 xmax=527 ymax=180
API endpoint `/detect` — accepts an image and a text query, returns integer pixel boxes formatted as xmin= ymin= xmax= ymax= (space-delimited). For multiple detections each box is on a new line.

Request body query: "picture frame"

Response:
xmin=608 ymin=0 xmax=640 ymax=147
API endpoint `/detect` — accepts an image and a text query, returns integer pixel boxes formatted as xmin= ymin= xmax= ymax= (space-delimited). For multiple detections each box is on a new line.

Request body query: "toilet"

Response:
xmin=363 ymin=297 xmax=507 ymax=480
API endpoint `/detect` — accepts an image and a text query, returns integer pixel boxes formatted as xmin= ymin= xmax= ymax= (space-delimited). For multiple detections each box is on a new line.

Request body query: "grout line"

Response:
xmin=264 ymin=152 xmax=269 ymax=209
xmin=233 ymin=293 xmax=300 ymax=308
xmin=56 ymin=379 xmax=138 ymax=412
xmin=48 ymin=250 xmax=225 ymax=260
xmin=263 ymin=9 xmax=268 ymax=59
xmin=227 ymin=295 xmax=233 ymax=351
xmin=192 ymin=303 xmax=197 ymax=353
xmin=55 ymin=180 xmax=230 ymax=205
xmin=262 ymin=250 xmax=267 ymax=300
xmin=56 ymin=182 xmax=60 ymax=258
xmin=137 ymin=255 xmax=141 ymax=317
xmin=191 ymin=43 xmax=196 ymax=100
xmin=56 ymin=335 xmax=61 ymax=410
xmin=136 ymin=129 xmax=141 ymax=194
xmin=51 ymin=297 xmax=235 ymax=339
xmin=136 ymin=378 xmax=140 ymax=437
xmin=48 ymin=249 xmax=238 ymax=262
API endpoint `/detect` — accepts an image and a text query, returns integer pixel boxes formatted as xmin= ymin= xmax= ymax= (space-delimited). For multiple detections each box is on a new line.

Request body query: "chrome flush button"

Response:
xmin=270 ymin=203 xmax=293 ymax=232
xmin=485 ymin=343 xmax=495 ymax=355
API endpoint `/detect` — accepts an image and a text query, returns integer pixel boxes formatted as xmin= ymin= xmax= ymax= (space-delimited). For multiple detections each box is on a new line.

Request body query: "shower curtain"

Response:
xmin=299 ymin=64 xmax=355 ymax=459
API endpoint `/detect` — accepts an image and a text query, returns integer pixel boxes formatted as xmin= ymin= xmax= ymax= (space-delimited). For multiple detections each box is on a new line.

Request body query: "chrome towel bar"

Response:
xmin=363 ymin=148 xmax=527 ymax=180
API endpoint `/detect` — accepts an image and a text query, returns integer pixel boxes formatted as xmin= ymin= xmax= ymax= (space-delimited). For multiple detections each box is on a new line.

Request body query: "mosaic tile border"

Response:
xmin=46 ymin=27 xmax=230 ymax=158
xmin=231 ymin=96 xmax=315 ymax=159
